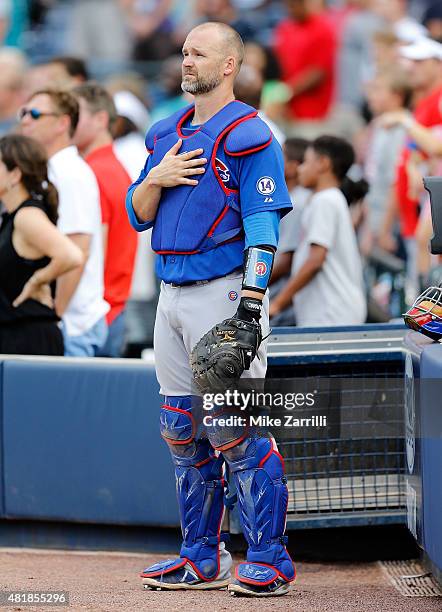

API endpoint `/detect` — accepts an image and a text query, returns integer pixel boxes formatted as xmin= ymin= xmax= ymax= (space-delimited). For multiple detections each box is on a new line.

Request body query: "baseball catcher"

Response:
xmin=126 ymin=21 xmax=295 ymax=598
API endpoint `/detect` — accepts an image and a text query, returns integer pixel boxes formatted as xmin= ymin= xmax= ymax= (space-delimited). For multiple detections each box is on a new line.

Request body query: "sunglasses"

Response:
xmin=18 ymin=108 xmax=60 ymax=121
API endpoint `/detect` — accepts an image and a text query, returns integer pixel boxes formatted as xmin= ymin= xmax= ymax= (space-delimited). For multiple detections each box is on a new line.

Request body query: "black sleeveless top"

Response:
xmin=0 ymin=199 xmax=59 ymax=324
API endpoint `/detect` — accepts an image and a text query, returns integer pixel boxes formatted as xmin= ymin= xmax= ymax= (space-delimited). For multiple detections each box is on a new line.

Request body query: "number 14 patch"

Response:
xmin=257 ymin=176 xmax=276 ymax=202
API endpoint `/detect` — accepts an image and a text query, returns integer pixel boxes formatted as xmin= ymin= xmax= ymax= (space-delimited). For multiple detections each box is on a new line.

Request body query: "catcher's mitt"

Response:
xmin=190 ymin=317 xmax=262 ymax=393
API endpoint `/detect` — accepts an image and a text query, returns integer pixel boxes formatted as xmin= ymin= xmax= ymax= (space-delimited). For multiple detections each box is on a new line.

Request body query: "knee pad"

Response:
xmin=160 ymin=395 xmax=209 ymax=465
xmin=160 ymin=395 xmax=194 ymax=443
xmin=222 ymin=436 xmax=295 ymax=584
xmin=205 ymin=407 xmax=248 ymax=453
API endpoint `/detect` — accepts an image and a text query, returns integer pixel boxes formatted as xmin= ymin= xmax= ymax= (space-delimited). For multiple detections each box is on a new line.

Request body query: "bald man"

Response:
xmin=126 ymin=22 xmax=296 ymax=597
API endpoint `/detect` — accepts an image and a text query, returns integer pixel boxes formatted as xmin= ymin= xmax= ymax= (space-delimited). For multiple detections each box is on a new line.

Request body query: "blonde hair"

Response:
xmin=376 ymin=67 xmax=412 ymax=106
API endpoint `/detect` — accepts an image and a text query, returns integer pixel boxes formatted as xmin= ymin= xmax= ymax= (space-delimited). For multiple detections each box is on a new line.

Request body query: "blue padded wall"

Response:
xmin=0 ymin=360 xmax=4 ymax=518
xmin=2 ymin=359 xmax=179 ymax=526
xmin=420 ymin=345 xmax=442 ymax=575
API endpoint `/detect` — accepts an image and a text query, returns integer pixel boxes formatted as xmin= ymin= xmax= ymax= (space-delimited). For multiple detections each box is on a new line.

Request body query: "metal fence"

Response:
xmin=266 ymin=325 xmax=407 ymax=529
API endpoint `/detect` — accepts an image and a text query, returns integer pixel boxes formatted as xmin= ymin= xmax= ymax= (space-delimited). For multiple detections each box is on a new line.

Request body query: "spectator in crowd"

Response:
xmin=195 ymin=0 xmax=255 ymax=41
xmin=270 ymin=136 xmax=367 ymax=326
xmin=324 ymin=0 xmax=364 ymax=45
xmin=336 ymin=0 xmax=384 ymax=113
xmin=272 ymin=137 xmax=311 ymax=281
xmin=111 ymin=89 xmax=151 ymax=180
xmin=233 ymin=0 xmax=286 ymax=46
xmin=230 ymin=0 xmax=283 ymax=46
xmin=169 ymin=0 xmax=201 ymax=48
xmin=422 ymin=2 xmax=442 ymax=43
xmin=43 ymin=56 xmax=89 ymax=88
xmin=337 ymin=26 xmax=403 ymax=136
xmin=273 ymin=0 xmax=337 ymax=137
xmin=243 ymin=41 xmax=291 ymax=127
xmin=233 ymin=64 xmax=286 ymax=145
xmin=270 ymin=137 xmax=311 ymax=325
xmin=0 ymin=48 xmax=27 ymax=136
xmin=23 ymin=63 xmax=54 ymax=101
xmin=0 ymin=134 xmax=83 ymax=355
xmin=243 ymin=41 xmax=277 ymax=78
xmin=359 ymin=68 xmax=411 ymax=252
xmin=379 ymin=38 xmax=442 ymax=301
xmin=73 ymin=83 xmax=138 ymax=358
xmin=120 ymin=0 xmax=178 ymax=61
xmin=105 ymin=72 xmax=151 ymax=135
xmin=149 ymin=56 xmax=190 ymax=124
xmin=109 ymin=88 xmax=157 ymax=305
xmin=371 ymin=0 xmax=428 ymax=43
xmin=19 ymin=89 xmax=109 ymax=356
xmin=67 ymin=0 xmax=131 ymax=63
xmin=371 ymin=29 xmax=401 ymax=76
xmin=106 ymin=72 xmax=150 ymax=104
xmin=105 ymin=74 xmax=155 ymax=301
xmin=24 ymin=56 xmax=89 ymax=98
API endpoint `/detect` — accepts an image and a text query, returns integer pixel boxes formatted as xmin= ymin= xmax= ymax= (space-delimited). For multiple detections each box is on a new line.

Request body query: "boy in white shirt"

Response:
xmin=270 ymin=135 xmax=367 ymax=327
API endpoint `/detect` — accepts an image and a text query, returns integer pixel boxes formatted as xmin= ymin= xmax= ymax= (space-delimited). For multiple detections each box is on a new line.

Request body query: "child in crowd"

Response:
xmin=360 ymin=67 xmax=411 ymax=253
xmin=270 ymin=136 xmax=367 ymax=327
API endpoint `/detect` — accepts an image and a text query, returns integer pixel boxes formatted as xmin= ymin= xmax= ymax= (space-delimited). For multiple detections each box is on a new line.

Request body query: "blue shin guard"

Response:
xmin=141 ymin=396 xmax=230 ymax=586
xmin=220 ymin=437 xmax=295 ymax=593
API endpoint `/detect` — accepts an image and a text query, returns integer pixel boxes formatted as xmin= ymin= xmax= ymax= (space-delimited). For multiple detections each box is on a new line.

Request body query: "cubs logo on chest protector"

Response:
xmin=145 ymin=101 xmax=273 ymax=254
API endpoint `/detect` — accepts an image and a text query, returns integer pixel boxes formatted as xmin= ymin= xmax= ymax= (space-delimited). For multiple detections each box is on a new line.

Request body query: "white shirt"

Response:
xmin=113 ymin=136 xmax=157 ymax=301
xmin=292 ymin=187 xmax=366 ymax=327
xmin=49 ymin=145 xmax=109 ymax=336
xmin=278 ymin=186 xmax=311 ymax=254
xmin=113 ymin=133 xmax=147 ymax=183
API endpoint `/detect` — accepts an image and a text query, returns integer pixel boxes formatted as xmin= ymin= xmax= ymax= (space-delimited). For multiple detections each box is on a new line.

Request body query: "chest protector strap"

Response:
xmin=146 ymin=101 xmax=273 ymax=254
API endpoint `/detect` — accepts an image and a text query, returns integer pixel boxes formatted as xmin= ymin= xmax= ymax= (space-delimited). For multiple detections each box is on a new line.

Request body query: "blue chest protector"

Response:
xmin=145 ymin=100 xmax=273 ymax=254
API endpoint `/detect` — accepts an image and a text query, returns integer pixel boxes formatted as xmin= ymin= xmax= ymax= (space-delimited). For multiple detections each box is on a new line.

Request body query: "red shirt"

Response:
xmin=396 ymin=86 xmax=442 ymax=238
xmin=86 ymin=144 xmax=137 ymax=325
xmin=273 ymin=14 xmax=336 ymax=120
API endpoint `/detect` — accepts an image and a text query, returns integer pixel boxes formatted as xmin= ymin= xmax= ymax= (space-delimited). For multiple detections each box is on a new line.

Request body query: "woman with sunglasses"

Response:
xmin=0 ymin=134 xmax=83 ymax=355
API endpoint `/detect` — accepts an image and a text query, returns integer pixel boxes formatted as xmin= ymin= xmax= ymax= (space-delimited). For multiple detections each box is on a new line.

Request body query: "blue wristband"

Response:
xmin=242 ymin=246 xmax=274 ymax=293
